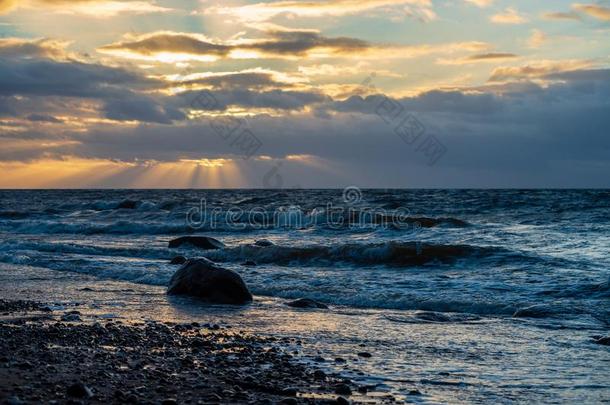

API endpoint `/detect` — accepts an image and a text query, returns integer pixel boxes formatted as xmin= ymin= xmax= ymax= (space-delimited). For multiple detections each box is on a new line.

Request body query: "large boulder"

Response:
xmin=167 ymin=258 xmax=253 ymax=305
xmin=168 ymin=236 xmax=225 ymax=250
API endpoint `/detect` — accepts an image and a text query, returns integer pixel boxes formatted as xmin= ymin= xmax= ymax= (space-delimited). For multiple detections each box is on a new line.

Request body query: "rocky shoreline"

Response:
xmin=0 ymin=299 xmax=360 ymax=404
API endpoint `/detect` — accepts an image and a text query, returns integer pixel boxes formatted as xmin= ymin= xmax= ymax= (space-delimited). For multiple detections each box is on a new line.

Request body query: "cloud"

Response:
xmin=543 ymin=11 xmax=582 ymax=21
xmin=0 ymin=0 xmax=17 ymax=14
xmin=527 ymin=29 xmax=547 ymax=49
xmin=464 ymin=0 xmax=492 ymax=7
xmin=0 ymin=40 xmax=185 ymax=124
xmin=10 ymin=67 xmax=609 ymax=187
xmin=167 ymin=69 xmax=305 ymax=91
xmin=26 ymin=113 xmax=63 ymax=123
xmin=0 ymin=57 xmax=154 ymax=98
xmin=573 ymin=3 xmax=610 ymax=21
xmin=182 ymin=88 xmax=329 ymax=111
xmin=98 ymin=29 xmax=371 ymax=61
xmin=0 ymin=37 xmax=72 ymax=60
xmin=490 ymin=7 xmax=527 ymax=24
xmin=99 ymin=29 xmax=491 ymax=62
xmin=488 ymin=60 xmax=593 ymax=82
xmin=206 ymin=0 xmax=436 ymax=22
xmin=437 ymin=52 xmax=518 ymax=65
xmin=0 ymin=0 xmax=171 ymax=16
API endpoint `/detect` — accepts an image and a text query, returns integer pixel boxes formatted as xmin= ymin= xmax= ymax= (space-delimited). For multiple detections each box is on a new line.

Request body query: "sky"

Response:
xmin=0 ymin=0 xmax=609 ymax=188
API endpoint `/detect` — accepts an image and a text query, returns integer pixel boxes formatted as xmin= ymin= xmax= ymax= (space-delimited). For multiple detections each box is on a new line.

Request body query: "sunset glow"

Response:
xmin=0 ymin=0 xmax=608 ymax=188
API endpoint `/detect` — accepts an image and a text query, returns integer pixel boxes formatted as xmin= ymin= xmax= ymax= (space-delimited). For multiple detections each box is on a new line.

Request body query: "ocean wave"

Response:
xmin=0 ymin=240 xmax=170 ymax=260
xmin=2 ymin=220 xmax=194 ymax=235
xmin=203 ymin=241 xmax=504 ymax=267
xmin=0 ymin=211 xmax=32 ymax=219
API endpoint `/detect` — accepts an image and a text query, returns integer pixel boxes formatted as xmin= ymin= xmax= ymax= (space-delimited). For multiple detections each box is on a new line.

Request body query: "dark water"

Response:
xmin=1 ymin=189 xmax=609 ymax=402
xmin=0 ymin=189 xmax=608 ymax=320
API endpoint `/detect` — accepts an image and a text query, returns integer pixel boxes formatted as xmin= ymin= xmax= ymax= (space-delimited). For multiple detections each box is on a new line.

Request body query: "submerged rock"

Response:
xmin=593 ymin=336 xmax=610 ymax=346
xmin=116 ymin=200 xmax=138 ymax=209
xmin=286 ymin=298 xmax=328 ymax=309
xmin=241 ymin=260 xmax=256 ymax=266
xmin=60 ymin=313 xmax=81 ymax=322
xmin=512 ymin=305 xmax=553 ymax=318
xmin=254 ymin=239 xmax=274 ymax=247
xmin=167 ymin=258 xmax=253 ymax=305
xmin=168 ymin=236 xmax=225 ymax=250
xmin=334 ymin=384 xmax=352 ymax=396
xmin=170 ymin=255 xmax=187 ymax=265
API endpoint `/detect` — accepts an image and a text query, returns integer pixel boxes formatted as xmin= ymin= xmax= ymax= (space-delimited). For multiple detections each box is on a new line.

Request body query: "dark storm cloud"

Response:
xmin=181 ymin=88 xmax=329 ymax=111
xmin=324 ymin=90 xmax=502 ymax=115
xmin=21 ymin=66 xmax=605 ymax=187
xmin=26 ymin=113 xmax=63 ymax=123
xmin=0 ymin=53 xmax=185 ymax=123
xmin=102 ymin=94 xmax=185 ymax=124
xmin=0 ymin=57 xmax=154 ymax=98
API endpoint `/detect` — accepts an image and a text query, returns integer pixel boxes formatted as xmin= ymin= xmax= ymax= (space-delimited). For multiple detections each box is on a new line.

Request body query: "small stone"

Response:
xmin=254 ymin=239 xmax=274 ymax=247
xmin=408 ymin=389 xmax=422 ymax=396
xmin=241 ymin=260 xmax=257 ymax=266
xmin=286 ymin=298 xmax=328 ymax=309
xmin=280 ymin=387 xmax=298 ymax=397
xmin=161 ymin=399 xmax=177 ymax=405
xmin=61 ymin=314 xmax=81 ymax=322
xmin=5 ymin=396 xmax=23 ymax=405
xmin=336 ymin=396 xmax=350 ymax=405
xmin=593 ymin=336 xmax=610 ymax=346
xmin=313 ymin=370 xmax=326 ymax=380
xmin=357 ymin=352 xmax=372 ymax=358
xmin=66 ymin=382 xmax=93 ymax=398
xmin=334 ymin=384 xmax=352 ymax=396
xmin=279 ymin=399 xmax=297 ymax=405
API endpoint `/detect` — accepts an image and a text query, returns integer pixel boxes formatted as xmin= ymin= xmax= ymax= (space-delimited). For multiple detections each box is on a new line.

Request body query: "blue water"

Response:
xmin=1 ymin=189 xmax=609 ymax=402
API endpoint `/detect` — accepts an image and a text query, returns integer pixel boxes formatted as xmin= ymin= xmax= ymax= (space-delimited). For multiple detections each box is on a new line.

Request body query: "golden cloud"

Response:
xmin=437 ymin=52 xmax=518 ymax=65
xmin=573 ymin=3 xmax=610 ymax=21
xmin=99 ymin=29 xmax=492 ymax=63
xmin=490 ymin=7 xmax=527 ymax=24
xmin=206 ymin=0 xmax=436 ymax=22
xmin=0 ymin=0 xmax=171 ymax=16
xmin=488 ymin=60 xmax=593 ymax=82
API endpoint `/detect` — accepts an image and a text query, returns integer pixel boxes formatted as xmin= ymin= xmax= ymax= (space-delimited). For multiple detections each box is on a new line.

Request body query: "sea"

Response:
xmin=1 ymin=189 xmax=609 ymax=403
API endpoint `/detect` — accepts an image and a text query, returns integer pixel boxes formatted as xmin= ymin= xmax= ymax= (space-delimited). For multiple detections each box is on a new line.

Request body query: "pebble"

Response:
xmin=280 ymin=387 xmax=298 ymax=396
xmin=66 ymin=382 xmax=93 ymax=398
xmin=336 ymin=396 xmax=350 ymax=405
xmin=334 ymin=384 xmax=352 ymax=396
